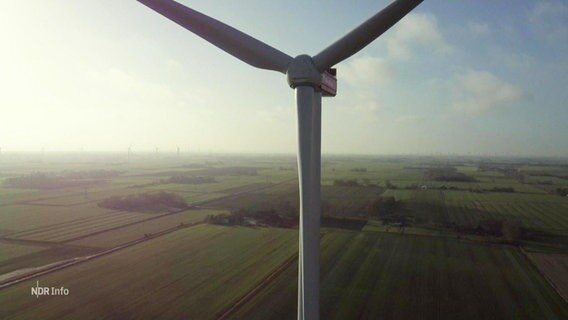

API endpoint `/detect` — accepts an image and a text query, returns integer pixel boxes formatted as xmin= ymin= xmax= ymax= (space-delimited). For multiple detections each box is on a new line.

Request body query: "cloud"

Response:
xmin=386 ymin=13 xmax=449 ymax=59
xmin=341 ymin=56 xmax=393 ymax=87
xmin=395 ymin=115 xmax=423 ymax=124
xmin=487 ymin=46 xmax=535 ymax=71
xmin=451 ymin=70 xmax=525 ymax=115
xmin=330 ymin=13 xmax=450 ymax=123
xmin=165 ymin=59 xmax=183 ymax=70
xmin=468 ymin=22 xmax=490 ymax=37
xmin=334 ymin=55 xmax=393 ymax=120
xmin=356 ymin=100 xmax=382 ymax=115
xmin=528 ymin=1 xmax=568 ymax=42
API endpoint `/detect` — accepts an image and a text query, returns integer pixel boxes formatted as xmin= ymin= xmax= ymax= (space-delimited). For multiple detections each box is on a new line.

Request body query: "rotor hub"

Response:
xmin=286 ymin=55 xmax=322 ymax=89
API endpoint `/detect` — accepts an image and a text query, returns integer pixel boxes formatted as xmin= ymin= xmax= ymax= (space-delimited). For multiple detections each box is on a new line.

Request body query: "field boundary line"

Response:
xmin=5 ymin=211 xmax=122 ymax=238
xmin=0 ymin=237 xmax=97 ymax=250
xmin=519 ymin=247 xmax=568 ymax=304
xmin=0 ymin=222 xmax=204 ymax=290
xmin=198 ymin=177 xmax=297 ymax=207
xmin=215 ymin=252 xmax=298 ymax=320
xmin=216 ymin=233 xmax=325 ymax=320
xmin=60 ymin=207 xmax=196 ymax=243
xmin=17 ymin=199 xmax=99 ymax=207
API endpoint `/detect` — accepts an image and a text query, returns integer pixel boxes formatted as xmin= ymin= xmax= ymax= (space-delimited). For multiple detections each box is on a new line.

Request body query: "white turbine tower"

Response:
xmin=138 ymin=1 xmax=423 ymax=319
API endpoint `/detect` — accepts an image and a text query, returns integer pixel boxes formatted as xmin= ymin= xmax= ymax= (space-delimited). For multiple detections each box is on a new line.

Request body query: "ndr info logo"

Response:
xmin=31 ymin=281 xmax=69 ymax=298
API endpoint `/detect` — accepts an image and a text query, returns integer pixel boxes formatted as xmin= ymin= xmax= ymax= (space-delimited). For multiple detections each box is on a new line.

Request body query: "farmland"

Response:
xmin=5 ymin=209 xmax=150 ymax=242
xmin=0 ymin=153 xmax=568 ymax=319
xmin=443 ymin=191 xmax=568 ymax=232
xmin=0 ymin=243 xmax=46 ymax=265
xmin=527 ymin=253 xmax=568 ymax=303
xmin=232 ymin=231 xmax=568 ymax=320
xmin=395 ymin=189 xmax=568 ymax=232
xmin=0 ymin=225 xmax=297 ymax=320
xmin=69 ymin=209 xmax=227 ymax=248
xmin=3 ymin=226 xmax=567 ymax=320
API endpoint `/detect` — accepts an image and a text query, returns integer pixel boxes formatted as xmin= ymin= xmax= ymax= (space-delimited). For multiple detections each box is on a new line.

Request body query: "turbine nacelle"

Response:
xmin=286 ymin=55 xmax=337 ymax=97
xmin=286 ymin=55 xmax=322 ymax=89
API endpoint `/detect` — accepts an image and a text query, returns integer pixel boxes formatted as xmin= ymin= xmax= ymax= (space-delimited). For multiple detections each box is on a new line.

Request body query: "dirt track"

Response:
xmin=0 ymin=222 xmax=203 ymax=290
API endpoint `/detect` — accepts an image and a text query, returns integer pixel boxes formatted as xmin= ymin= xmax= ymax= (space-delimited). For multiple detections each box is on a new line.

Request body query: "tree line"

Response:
xmin=98 ymin=191 xmax=188 ymax=213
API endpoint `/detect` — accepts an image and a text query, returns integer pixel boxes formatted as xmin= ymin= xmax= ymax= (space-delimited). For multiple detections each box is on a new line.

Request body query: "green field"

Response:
xmin=384 ymin=188 xmax=568 ymax=234
xmin=4 ymin=209 xmax=151 ymax=242
xmin=0 ymin=245 xmax=100 ymax=276
xmin=70 ymin=209 xmax=228 ymax=248
xmin=0 ymin=204 xmax=127 ymax=235
xmin=6 ymin=227 xmax=565 ymax=320
xmin=321 ymin=161 xmax=424 ymax=188
xmin=0 ymin=243 xmax=47 ymax=264
xmin=209 ymin=183 xmax=382 ymax=218
xmin=232 ymin=230 xmax=568 ymax=320
xmin=0 ymin=225 xmax=297 ymax=320
xmin=443 ymin=191 xmax=568 ymax=232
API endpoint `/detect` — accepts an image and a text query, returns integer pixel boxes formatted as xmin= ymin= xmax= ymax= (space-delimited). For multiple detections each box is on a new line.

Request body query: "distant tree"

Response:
xmin=98 ymin=191 xmax=188 ymax=213
xmin=489 ymin=187 xmax=515 ymax=193
xmin=206 ymin=213 xmax=231 ymax=225
xmin=477 ymin=219 xmax=503 ymax=236
xmin=275 ymin=200 xmax=296 ymax=218
xmin=385 ymin=180 xmax=398 ymax=189
xmin=168 ymin=175 xmax=215 ymax=184
xmin=367 ymin=196 xmax=398 ymax=218
xmin=321 ymin=200 xmax=331 ymax=216
xmin=555 ymin=188 xmax=568 ymax=197
xmin=502 ymin=219 xmax=522 ymax=242
xmin=333 ymin=179 xmax=359 ymax=187
xmin=425 ymin=167 xmax=477 ymax=182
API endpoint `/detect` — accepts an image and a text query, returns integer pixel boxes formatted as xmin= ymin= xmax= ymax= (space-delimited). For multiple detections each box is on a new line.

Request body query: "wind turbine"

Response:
xmin=138 ymin=1 xmax=423 ymax=319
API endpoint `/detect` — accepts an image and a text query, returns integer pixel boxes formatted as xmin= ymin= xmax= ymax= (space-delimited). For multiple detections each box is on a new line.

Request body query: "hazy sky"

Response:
xmin=1 ymin=1 xmax=567 ymax=156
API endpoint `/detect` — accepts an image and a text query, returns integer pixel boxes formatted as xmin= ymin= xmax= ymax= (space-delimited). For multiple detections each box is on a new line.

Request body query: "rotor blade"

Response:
xmin=138 ymin=0 xmax=293 ymax=74
xmin=313 ymin=0 xmax=423 ymax=71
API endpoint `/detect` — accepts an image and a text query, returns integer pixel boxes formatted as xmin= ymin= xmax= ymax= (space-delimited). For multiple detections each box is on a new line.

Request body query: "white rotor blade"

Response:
xmin=138 ymin=0 xmax=293 ymax=74
xmin=313 ymin=0 xmax=423 ymax=72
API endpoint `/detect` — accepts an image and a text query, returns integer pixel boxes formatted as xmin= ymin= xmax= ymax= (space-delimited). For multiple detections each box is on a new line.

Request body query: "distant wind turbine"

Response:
xmin=177 ymin=145 xmax=180 ymax=158
xmin=128 ymin=144 xmax=132 ymax=162
xmin=138 ymin=1 xmax=423 ymax=319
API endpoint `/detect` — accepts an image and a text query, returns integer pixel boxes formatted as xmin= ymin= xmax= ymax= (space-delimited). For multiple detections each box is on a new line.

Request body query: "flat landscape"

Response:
xmin=0 ymin=225 xmax=297 ymax=320
xmin=1 ymin=153 xmax=568 ymax=319
xmin=232 ymin=231 xmax=568 ymax=320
